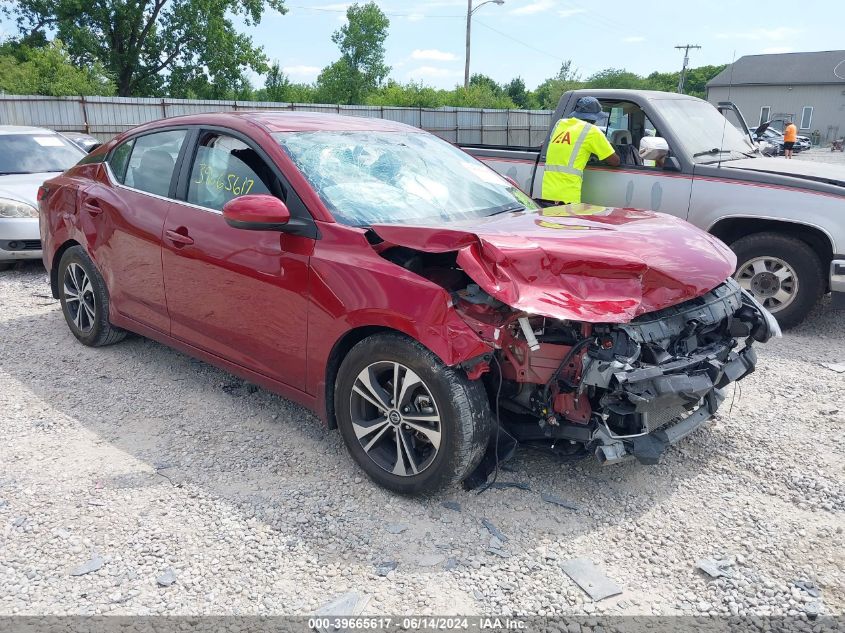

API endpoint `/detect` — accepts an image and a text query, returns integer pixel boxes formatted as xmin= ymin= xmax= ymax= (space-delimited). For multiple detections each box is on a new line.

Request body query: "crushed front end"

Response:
xmin=455 ymin=279 xmax=780 ymax=466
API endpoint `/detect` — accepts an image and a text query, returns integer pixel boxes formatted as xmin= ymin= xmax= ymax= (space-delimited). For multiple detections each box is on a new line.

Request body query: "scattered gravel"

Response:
xmin=0 ymin=262 xmax=843 ymax=618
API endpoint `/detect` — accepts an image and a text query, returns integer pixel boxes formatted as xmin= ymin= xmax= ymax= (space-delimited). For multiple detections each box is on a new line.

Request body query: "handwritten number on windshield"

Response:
xmin=194 ymin=163 xmax=255 ymax=195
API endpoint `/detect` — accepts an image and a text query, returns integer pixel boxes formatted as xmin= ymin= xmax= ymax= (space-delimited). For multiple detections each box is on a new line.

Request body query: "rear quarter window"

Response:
xmin=107 ymin=140 xmax=134 ymax=183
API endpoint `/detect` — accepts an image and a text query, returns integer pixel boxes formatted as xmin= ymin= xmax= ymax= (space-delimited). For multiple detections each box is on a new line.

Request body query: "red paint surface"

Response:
xmin=373 ymin=205 xmax=736 ymax=322
xmin=222 ymin=194 xmax=291 ymax=224
xmin=40 ymin=111 xmax=736 ymax=426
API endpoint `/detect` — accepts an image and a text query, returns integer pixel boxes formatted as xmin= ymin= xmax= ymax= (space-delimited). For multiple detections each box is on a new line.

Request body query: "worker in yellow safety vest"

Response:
xmin=540 ymin=96 xmax=620 ymax=205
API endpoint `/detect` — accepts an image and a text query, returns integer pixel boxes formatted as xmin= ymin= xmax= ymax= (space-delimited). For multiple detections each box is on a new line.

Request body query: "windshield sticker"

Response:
xmin=34 ymin=136 xmax=65 ymax=147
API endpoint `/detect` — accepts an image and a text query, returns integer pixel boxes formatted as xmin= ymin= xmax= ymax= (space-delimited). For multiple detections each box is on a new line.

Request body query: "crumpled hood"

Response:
xmin=0 ymin=172 xmax=55 ymax=207
xmin=721 ymin=157 xmax=845 ymax=188
xmin=372 ymin=205 xmax=736 ymax=323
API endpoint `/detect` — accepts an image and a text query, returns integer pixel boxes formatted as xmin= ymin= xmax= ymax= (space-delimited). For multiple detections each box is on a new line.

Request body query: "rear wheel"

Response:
xmin=334 ymin=333 xmax=492 ymax=494
xmin=732 ymin=232 xmax=824 ymax=329
xmin=58 ymin=246 xmax=127 ymax=346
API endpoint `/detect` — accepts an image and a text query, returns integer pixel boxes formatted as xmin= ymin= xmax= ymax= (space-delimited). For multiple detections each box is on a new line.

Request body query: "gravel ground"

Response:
xmin=794 ymin=146 xmax=845 ymax=165
xmin=0 ymin=262 xmax=843 ymax=620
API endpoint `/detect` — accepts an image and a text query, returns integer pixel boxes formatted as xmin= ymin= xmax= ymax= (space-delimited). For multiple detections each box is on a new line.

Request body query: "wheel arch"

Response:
xmin=50 ymin=239 xmax=83 ymax=298
xmin=323 ymin=325 xmax=410 ymax=430
xmin=709 ymin=217 xmax=833 ymax=286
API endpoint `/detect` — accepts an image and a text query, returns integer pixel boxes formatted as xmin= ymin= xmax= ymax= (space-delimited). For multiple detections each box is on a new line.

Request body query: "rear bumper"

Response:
xmin=831 ymin=259 xmax=845 ymax=309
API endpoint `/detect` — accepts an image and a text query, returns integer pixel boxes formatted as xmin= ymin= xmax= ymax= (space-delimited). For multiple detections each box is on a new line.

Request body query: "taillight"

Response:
xmin=37 ymin=186 xmax=48 ymax=202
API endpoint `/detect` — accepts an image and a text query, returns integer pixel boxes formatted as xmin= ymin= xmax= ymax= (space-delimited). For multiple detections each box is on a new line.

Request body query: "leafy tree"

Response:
xmin=0 ymin=39 xmax=114 ymax=96
xmin=263 ymin=61 xmax=290 ymax=102
xmin=316 ymin=1 xmax=389 ymax=104
xmin=504 ymin=76 xmax=531 ymax=109
xmin=532 ymin=60 xmax=583 ymax=109
xmin=1 ymin=0 xmax=287 ymax=97
xmin=585 ymin=68 xmax=644 ymax=89
xmin=366 ymin=81 xmax=444 ymax=108
xmin=469 ymin=73 xmax=503 ymax=96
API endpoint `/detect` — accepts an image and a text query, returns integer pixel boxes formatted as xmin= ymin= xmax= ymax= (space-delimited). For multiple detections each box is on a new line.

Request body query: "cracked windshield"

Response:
xmin=276 ymin=131 xmax=536 ymax=226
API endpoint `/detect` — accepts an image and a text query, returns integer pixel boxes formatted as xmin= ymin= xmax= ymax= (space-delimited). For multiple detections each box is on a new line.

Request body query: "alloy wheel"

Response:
xmin=63 ymin=262 xmax=97 ymax=334
xmin=348 ymin=361 xmax=442 ymax=477
xmin=736 ymin=256 xmax=798 ymax=312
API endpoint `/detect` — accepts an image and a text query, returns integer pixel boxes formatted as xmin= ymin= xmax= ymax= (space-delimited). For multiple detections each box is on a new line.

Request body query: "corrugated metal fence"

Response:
xmin=0 ymin=95 xmax=553 ymax=147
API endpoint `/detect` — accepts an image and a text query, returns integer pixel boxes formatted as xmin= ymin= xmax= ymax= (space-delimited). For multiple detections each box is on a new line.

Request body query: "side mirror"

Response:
xmin=222 ymin=194 xmax=290 ymax=231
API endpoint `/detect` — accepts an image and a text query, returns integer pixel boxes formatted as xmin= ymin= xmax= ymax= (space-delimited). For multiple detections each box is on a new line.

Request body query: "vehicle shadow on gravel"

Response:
xmin=0 ymin=299 xmax=754 ymax=571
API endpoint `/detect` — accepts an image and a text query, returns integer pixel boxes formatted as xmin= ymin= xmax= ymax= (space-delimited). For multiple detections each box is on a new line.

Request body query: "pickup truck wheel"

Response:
xmin=732 ymin=232 xmax=824 ymax=329
xmin=334 ymin=333 xmax=492 ymax=494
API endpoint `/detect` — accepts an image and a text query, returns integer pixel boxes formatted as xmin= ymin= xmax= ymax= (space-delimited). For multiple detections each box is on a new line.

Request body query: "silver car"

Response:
xmin=0 ymin=126 xmax=85 ymax=270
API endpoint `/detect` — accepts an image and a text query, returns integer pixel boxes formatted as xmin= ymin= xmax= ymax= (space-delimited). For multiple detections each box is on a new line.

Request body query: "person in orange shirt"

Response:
xmin=783 ymin=120 xmax=798 ymax=159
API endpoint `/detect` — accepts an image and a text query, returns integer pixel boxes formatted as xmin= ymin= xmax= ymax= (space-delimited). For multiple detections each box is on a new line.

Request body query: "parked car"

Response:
xmin=0 ymin=125 xmax=86 ymax=270
xmin=59 ymin=131 xmax=103 ymax=153
xmin=464 ymin=90 xmax=845 ymax=328
xmin=40 ymin=112 xmax=778 ymax=493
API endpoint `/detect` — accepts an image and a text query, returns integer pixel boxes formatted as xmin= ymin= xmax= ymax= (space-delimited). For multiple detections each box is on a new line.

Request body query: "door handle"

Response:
xmin=82 ymin=199 xmax=102 ymax=216
xmin=165 ymin=228 xmax=194 ymax=246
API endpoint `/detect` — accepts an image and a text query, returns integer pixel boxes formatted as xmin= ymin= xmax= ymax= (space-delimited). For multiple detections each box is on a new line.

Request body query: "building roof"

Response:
xmin=707 ymin=50 xmax=845 ymax=87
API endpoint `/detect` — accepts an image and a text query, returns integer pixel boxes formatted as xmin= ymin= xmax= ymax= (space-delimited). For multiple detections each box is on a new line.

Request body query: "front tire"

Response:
xmin=334 ymin=333 xmax=492 ymax=494
xmin=58 ymin=246 xmax=127 ymax=346
xmin=732 ymin=232 xmax=824 ymax=329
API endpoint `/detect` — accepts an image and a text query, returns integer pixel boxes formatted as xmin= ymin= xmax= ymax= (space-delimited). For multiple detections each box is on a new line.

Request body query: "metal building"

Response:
xmin=706 ymin=50 xmax=845 ymax=143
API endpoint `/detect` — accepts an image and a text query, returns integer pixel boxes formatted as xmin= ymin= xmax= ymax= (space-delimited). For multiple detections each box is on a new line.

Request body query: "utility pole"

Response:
xmin=464 ymin=0 xmax=505 ymax=89
xmin=675 ymin=44 xmax=701 ymax=94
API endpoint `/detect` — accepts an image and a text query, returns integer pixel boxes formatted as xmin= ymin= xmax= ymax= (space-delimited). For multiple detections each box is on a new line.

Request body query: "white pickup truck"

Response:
xmin=463 ymin=89 xmax=845 ymax=328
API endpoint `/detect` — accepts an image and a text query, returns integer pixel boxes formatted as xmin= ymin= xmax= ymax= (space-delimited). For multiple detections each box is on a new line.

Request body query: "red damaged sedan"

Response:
xmin=39 ymin=112 xmax=779 ymax=493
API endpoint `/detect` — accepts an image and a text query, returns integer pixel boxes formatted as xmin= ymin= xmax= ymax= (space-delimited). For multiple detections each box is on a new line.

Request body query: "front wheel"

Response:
xmin=334 ymin=333 xmax=492 ymax=494
xmin=732 ymin=232 xmax=824 ymax=329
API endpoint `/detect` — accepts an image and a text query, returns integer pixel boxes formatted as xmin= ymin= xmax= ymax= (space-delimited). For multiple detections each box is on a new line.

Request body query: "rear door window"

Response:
xmin=123 ymin=130 xmax=187 ymax=197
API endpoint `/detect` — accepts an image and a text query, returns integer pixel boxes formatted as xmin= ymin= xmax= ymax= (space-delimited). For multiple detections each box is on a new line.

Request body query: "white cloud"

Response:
xmin=407 ymin=66 xmax=463 ymax=79
xmin=313 ymin=2 xmax=350 ymax=10
xmin=283 ymin=65 xmax=321 ymax=80
xmin=715 ymin=27 xmax=802 ymax=41
xmin=411 ymin=49 xmax=458 ymax=62
xmin=762 ymin=46 xmax=794 ymax=54
xmin=511 ymin=0 xmax=556 ymax=16
xmin=623 ymin=36 xmax=645 ymax=43
xmin=557 ymin=8 xmax=586 ymax=17
xmin=406 ymin=12 xmax=426 ymax=21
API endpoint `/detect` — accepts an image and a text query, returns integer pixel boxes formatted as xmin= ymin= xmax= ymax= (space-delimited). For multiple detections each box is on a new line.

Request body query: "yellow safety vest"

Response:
xmin=541 ymin=117 xmax=594 ymax=204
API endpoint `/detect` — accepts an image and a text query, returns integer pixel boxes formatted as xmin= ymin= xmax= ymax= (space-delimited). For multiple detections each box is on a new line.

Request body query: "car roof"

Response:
xmin=137 ymin=111 xmax=418 ymax=134
xmin=0 ymin=125 xmax=59 ymax=136
xmin=569 ymin=89 xmax=705 ymax=102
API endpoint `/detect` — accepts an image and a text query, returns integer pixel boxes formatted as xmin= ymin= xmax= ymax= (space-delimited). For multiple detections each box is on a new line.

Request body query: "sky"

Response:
xmin=3 ymin=0 xmax=845 ymax=90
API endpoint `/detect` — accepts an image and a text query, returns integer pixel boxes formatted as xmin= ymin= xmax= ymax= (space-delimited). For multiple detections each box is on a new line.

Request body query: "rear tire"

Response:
xmin=334 ymin=333 xmax=492 ymax=494
xmin=58 ymin=246 xmax=127 ymax=346
xmin=731 ymin=232 xmax=824 ymax=329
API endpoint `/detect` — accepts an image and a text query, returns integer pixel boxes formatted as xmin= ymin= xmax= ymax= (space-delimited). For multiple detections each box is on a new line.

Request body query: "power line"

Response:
xmin=675 ymin=43 xmax=701 ymax=93
xmin=291 ymin=5 xmax=462 ymax=18
xmin=473 ymin=19 xmax=562 ymax=62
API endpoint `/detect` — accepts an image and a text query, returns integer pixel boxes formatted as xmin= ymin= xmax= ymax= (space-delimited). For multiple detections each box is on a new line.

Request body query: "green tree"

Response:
xmin=263 ymin=61 xmax=290 ymax=102
xmin=316 ymin=1 xmax=389 ymax=104
xmin=1 ymin=0 xmax=287 ymax=97
xmin=504 ymin=76 xmax=530 ymax=109
xmin=585 ymin=68 xmax=645 ymax=89
xmin=532 ymin=60 xmax=583 ymax=109
xmin=0 ymin=39 xmax=114 ymax=96
xmin=469 ymin=73 xmax=503 ymax=96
